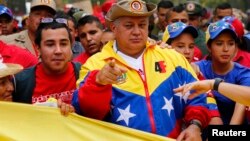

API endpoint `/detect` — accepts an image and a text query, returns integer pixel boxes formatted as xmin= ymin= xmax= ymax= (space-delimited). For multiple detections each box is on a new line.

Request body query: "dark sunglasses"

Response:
xmin=40 ymin=18 xmax=68 ymax=25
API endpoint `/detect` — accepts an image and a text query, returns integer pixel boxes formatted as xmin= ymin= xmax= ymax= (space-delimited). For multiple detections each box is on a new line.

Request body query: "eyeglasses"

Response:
xmin=40 ymin=18 xmax=68 ymax=25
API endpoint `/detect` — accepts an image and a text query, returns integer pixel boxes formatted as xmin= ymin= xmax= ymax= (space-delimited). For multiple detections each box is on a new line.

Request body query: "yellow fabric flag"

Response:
xmin=0 ymin=102 xmax=175 ymax=141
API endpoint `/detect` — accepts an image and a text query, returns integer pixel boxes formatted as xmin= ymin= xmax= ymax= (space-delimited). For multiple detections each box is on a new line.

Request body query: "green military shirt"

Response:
xmin=195 ymin=28 xmax=208 ymax=57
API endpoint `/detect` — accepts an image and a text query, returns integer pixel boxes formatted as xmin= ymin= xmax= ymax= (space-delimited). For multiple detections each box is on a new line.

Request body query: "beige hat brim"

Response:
xmin=31 ymin=6 xmax=56 ymax=15
xmin=105 ymin=3 xmax=156 ymax=22
xmin=0 ymin=64 xmax=23 ymax=78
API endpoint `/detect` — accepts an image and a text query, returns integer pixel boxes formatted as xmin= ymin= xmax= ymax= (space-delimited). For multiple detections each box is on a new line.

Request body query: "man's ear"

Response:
xmin=26 ymin=16 xmax=30 ymax=27
xmin=207 ymin=47 xmax=211 ymax=53
xmin=37 ymin=46 xmax=41 ymax=58
xmin=109 ymin=22 xmax=116 ymax=32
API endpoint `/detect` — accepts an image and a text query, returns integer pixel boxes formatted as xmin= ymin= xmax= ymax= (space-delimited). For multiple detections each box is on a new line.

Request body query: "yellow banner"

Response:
xmin=0 ymin=102 xmax=175 ymax=141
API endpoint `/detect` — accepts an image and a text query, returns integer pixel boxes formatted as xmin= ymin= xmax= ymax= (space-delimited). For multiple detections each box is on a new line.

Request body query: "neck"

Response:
xmin=212 ymin=61 xmax=233 ymax=75
xmin=115 ymin=41 xmax=145 ymax=59
xmin=41 ymin=63 xmax=68 ymax=75
xmin=117 ymin=47 xmax=145 ymax=59
xmin=28 ymin=30 xmax=35 ymax=43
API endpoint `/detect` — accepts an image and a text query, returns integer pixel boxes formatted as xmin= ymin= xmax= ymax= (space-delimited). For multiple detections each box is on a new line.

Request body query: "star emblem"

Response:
xmin=183 ymin=90 xmax=191 ymax=103
xmin=116 ymin=104 xmax=136 ymax=126
xmin=174 ymin=84 xmax=184 ymax=103
xmin=162 ymin=97 xmax=174 ymax=116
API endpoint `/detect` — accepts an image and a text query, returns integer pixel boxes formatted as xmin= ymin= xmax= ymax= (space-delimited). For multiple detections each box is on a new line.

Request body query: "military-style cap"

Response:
xmin=184 ymin=0 xmax=203 ymax=16
xmin=73 ymin=11 xmax=89 ymax=22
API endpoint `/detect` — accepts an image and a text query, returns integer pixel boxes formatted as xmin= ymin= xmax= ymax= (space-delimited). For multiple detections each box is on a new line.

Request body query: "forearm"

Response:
xmin=77 ymin=70 xmax=112 ymax=120
xmin=217 ymin=82 xmax=250 ymax=106
xmin=230 ymin=103 xmax=246 ymax=125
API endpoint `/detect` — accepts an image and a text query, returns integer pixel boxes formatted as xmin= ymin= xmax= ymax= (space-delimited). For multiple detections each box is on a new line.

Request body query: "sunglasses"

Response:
xmin=40 ymin=18 xmax=68 ymax=25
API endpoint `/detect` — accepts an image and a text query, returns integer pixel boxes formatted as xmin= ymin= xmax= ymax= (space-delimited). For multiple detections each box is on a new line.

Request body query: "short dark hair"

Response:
xmin=55 ymin=11 xmax=77 ymax=28
xmin=157 ymin=0 xmax=174 ymax=11
xmin=165 ymin=4 xmax=186 ymax=21
xmin=214 ymin=2 xmax=232 ymax=15
xmin=77 ymin=15 xmax=103 ymax=30
xmin=35 ymin=21 xmax=72 ymax=47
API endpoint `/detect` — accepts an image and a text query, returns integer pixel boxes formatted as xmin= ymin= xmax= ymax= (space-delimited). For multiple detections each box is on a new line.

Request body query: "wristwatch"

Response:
xmin=213 ymin=78 xmax=224 ymax=91
xmin=189 ymin=120 xmax=202 ymax=132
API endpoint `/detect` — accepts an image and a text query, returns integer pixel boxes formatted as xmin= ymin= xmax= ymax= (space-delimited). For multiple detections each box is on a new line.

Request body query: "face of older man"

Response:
xmin=110 ymin=16 xmax=149 ymax=58
xmin=27 ymin=7 xmax=54 ymax=34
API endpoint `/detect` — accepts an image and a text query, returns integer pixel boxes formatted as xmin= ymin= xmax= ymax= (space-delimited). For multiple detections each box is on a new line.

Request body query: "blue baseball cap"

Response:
xmin=0 ymin=5 xmax=13 ymax=20
xmin=162 ymin=22 xmax=198 ymax=43
xmin=206 ymin=20 xmax=237 ymax=43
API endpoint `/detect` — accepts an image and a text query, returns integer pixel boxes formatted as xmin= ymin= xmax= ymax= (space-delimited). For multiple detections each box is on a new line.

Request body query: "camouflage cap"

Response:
xmin=73 ymin=11 xmax=90 ymax=22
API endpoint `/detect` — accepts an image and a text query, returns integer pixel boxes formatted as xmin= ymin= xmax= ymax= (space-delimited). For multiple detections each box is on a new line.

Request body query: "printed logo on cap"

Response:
xmin=209 ymin=22 xmax=220 ymax=33
xmin=222 ymin=16 xmax=235 ymax=23
xmin=169 ymin=23 xmax=180 ymax=32
xmin=41 ymin=0 xmax=51 ymax=4
xmin=130 ymin=0 xmax=142 ymax=12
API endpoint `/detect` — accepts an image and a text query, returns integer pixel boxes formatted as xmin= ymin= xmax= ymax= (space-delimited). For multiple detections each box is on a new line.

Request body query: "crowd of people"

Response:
xmin=1 ymin=0 xmax=250 ymax=141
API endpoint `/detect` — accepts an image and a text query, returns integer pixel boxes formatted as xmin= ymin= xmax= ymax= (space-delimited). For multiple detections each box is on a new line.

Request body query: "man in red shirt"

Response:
xmin=13 ymin=18 xmax=80 ymax=110
xmin=73 ymin=15 xmax=104 ymax=64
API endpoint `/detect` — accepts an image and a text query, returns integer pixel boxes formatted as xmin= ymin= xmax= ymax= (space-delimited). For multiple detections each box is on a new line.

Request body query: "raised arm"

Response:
xmin=174 ymin=79 xmax=250 ymax=106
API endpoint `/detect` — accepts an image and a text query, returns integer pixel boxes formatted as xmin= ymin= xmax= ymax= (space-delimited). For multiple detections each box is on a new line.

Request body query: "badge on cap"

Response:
xmin=130 ymin=0 xmax=142 ymax=12
xmin=186 ymin=3 xmax=195 ymax=11
xmin=169 ymin=23 xmax=179 ymax=32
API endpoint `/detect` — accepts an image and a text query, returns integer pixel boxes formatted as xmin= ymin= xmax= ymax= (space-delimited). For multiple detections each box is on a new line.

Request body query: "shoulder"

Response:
xmin=195 ymin=60 xmax=210 ymax=66
xmin=72 ymin=62 xmax=82 ymax=71
xmin=0 ymin=30 xmax=27 ymax=43
xmin=152 ymin=46 xmax=187 ymax=63
xmin=84 ymin=52 xmax=106 ymax=69
xmin=15 ymin=66 xmax=36 ymax=81
xmin=233 ymin=62 xmax=250 ymax=72
xmin=83 ymin=44 xmax=113 ymax=68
